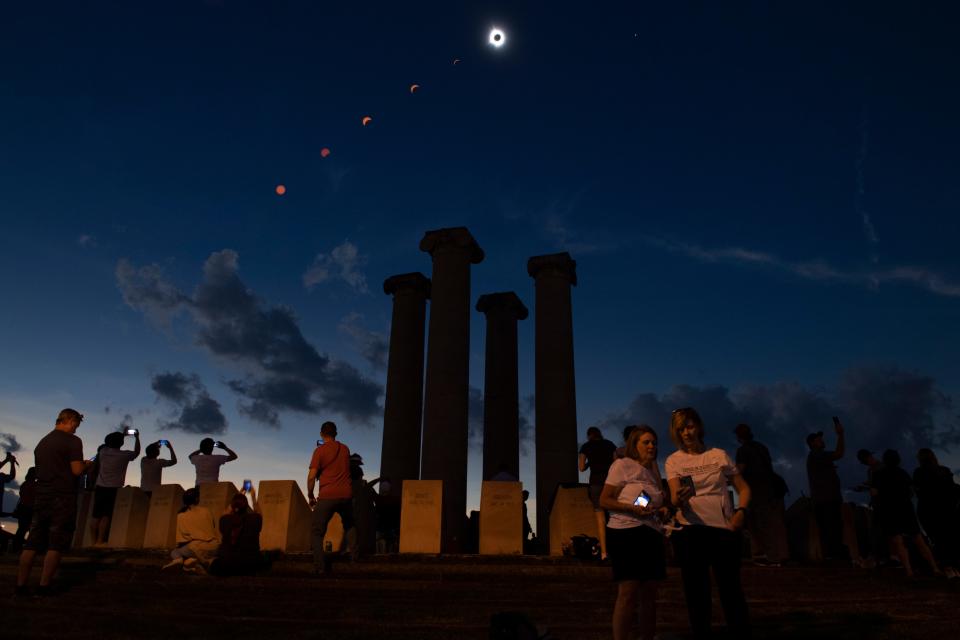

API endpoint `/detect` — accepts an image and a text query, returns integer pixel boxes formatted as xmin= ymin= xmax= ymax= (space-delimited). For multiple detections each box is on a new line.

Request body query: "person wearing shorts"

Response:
xmin=600 ymin=426 xmax=667 ymax=640
xmin=91 ymin=430 xmax=140 ymax=545
xmin=579 ymin=426 xmax=617 ymax=560
xmin=16 ymin=408 xmax=93 ymax=596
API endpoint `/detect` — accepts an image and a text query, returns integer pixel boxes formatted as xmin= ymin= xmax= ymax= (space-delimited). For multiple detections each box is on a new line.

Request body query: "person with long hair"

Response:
xmin=666 ymin=408 xmax=751 ymax=637
xmin=599 ymin=425 xmax=667 ymax=640
xmin=163 ymin=487 xmax=219 ymax=572
xmin=873 ymin=449 xmax=941 ymax=577
xmin=211 ymin=492 xmax=264 ymax=576
xmin=914 ymin=448 xmax=960 ymax=577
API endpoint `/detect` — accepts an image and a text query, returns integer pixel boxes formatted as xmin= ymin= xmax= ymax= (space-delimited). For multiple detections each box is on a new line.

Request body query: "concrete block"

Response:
xmin=399 ymin=480 xmax=442 ymax=554
xmin=258 ymin=480 xmax=311 ymax=552
xmin=548 ymin=484 xmax=596 ymax=556
xmin=142 ymin=484 xmax=184 ymax=549
xmin=107 ymin=487 xmax=151 ymax=548
xmin=479 ymin=481 xmax=523 ymax=555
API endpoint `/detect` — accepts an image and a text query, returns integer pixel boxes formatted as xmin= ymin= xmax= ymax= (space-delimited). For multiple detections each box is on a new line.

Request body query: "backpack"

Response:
xmin=568 ymin=534 xmax=600 ymax=560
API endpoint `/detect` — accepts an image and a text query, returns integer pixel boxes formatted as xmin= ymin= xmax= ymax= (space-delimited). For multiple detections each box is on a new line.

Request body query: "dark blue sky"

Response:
xmin=3 ymin=1 xmax=959 ymax=516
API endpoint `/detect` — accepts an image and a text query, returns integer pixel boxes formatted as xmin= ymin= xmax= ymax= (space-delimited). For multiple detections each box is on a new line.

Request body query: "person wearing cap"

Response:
xmin=734 ymin=423 xmax=788 ymax=566
xmin=806 ymin=418 xmax=847 ymax=561
xmin=16 ymin=409 xmax=94 ymax=597
xmin=307 ymin=421 xmax=357 ymax=574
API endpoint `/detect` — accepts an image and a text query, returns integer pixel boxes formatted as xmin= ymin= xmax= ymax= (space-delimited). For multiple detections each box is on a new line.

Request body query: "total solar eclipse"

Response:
xmin=489 ymin=28 xmax=506 ymax=48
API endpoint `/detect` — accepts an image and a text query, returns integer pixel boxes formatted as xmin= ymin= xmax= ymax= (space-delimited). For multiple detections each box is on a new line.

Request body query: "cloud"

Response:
xmin=855 ymin=115 xmax=880 ymax=261
xmin=0 ymin=432 xmax=21 ymax=453
xmin=118 ymin=250 xmax=383 ymax=427
xmin=649 ymin=238 xmax=960 ymax=298
xmin=77 ymin=234 xmax=97 ymax=248
xmin=151 ymin=371 xmax=228 ymax=434
xmin=303 ymin=241 xmax=368 ymax=293
xmin=597 ymin=365 xmax=960 ymax=499
xmin=338 ymin=313 xmax=388 ymax=371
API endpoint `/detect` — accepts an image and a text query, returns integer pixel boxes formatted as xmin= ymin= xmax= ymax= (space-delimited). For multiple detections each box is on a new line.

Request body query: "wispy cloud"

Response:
xmin=500 ymin=189 xmax=619 ymax=256
xmin=303 ymin=240 xmax=368 ymax=293
xmin=338 ymin=312 xmax=388 ymax=372
xmin=856 ymin=114 xmax=880 ymax=262
xmin=650 ymin=238 xmax=960 ymax=298
xmin=77 ymin=234 xmax=97 ymax=248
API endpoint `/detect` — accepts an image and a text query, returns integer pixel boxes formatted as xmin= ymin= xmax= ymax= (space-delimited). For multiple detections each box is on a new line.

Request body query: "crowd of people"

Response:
xmin=578 ymin=410 xmax=960 ymax=640
xmin=7 ymin=405 xmax=960 ymax=640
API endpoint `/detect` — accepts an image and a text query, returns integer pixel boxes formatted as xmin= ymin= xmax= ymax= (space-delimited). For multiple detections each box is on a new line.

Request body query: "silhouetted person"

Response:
xmin=12 ymin=467 xmax=37 ymax=553
xmin=600 ymin=426 xmax=667 ymax=640
xmin=855 ymin=449 xmax=886 ymax=565
xmin=806 ymin=418 xmax=846 ymax=561
xmin=350 ymin=453 xmax=377 ymax=556
xmin=734 ymin=423 xmax=788 ymax=566
xmin=374 ymin=477 xmax=401 ymax=553
xmin=667 ymin=408 xmax=751 ymax=638
xmin=521 ymin=489 xmax=533 ymax=545
xmin=914 ymin=448 xmax=960 ymax=577
xmin=307 ymin=421 xmax=356 ymax=574
xmin=16 ymin=408 xmax=93 ymax=597
xmin=0 ymin=451 xmax=17 ymax=513
xmin=163 ymin=487 xmax=219 ymax=572
xmin=140 ymin=440 xmax=177 ymax=496
xmin=614 ymin=425 xmax=640 ymax=460
xmin=873 ymin=449 xmax=940 ymax=577
xmin=211 ymin=493 xmax=264 ymax=576
xmin=189 ymin=437 xmax=238 ymax=486
xmin=578 ymin=426 xmax=617 ymax=560
xmin=90 ymin=429 xmax=140 ymax=545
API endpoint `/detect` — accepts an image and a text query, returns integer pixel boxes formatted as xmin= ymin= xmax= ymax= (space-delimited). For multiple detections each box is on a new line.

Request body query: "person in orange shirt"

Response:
xmin=307 ymin=421 xmax=357 ymax=574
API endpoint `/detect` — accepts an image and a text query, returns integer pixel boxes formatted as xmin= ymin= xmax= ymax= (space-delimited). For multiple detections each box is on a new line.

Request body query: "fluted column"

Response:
xmin=527 ymin=252 xmax=578 ymax=549
xmin=476 ymin=292 xmax=528 ymax=482
xmin=380 ymin=272 xmax=431 ymax=499
xmin=420 ymin=227 xmax=485 ymax=552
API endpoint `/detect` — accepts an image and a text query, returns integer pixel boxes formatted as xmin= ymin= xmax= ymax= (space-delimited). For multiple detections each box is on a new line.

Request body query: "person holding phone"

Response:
xmin=666 ymin=407 xmax=751 ymax=637
xmin=140 ymin=439 xmax=177 ymax=496
xmin=599 ymin=426 xmax=668 ymax=640
xmin=307 ymin=421 xmax=357 ymax=574
xmin=805 ymin=417 xmax=847 ymax=561
xmin=16 ymin=409 xmax=94 ymax=597
xmin=91 ymin=428 xmax=141 ymax=545
xmin=188 ymin=437 xmax=238 ymax=487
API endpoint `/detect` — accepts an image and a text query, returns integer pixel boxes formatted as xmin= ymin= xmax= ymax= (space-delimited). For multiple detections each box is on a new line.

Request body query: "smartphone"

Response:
xmin=680 ymin=475 xmax=697 ymax=496
xmin=316 ymin=439 xmax=323 ymax=447
xmin=214 ymin=441 xmax=224 ymax=448
xmin=159 ymin=439 xmax=169 ymax=446
xmin=634 ymin=491 xmax=652 ymax=508
xmin=242 ymin=479 xmax=253 ymax=492
xmin=125 ymin=427 xmax=138 ymax=436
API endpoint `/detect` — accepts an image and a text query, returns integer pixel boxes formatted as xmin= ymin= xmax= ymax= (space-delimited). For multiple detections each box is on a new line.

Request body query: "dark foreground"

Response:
xmin=2 ymin=552 xmax=957 ymax=639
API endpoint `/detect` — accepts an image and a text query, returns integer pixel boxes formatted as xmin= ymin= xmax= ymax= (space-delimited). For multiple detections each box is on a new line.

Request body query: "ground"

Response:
xmin=2 ymin=552 xmax=957 ymax=639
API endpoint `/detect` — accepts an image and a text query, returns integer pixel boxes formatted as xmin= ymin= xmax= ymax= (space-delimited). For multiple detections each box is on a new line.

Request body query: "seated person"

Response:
xmin=211 ymin=492 xmax=265 ymax=576
xmin=163 ymin=488 xmax=219 ymax=572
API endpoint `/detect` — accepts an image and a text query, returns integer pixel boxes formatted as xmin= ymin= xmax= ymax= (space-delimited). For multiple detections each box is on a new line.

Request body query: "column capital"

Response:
xmin=527 ymin=252 xmax=577 ymax=286
xmin=419 ymin=226 xmax=485 ymax=264
xmin=383 ymin=272 xmax=431 ymax=298
xmin=475 ymin=291 xmax=528 ymax=320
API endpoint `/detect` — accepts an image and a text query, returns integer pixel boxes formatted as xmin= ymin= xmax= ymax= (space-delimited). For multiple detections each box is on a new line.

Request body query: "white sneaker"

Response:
xmin=162 ymin=558 xmax=184 ymax=570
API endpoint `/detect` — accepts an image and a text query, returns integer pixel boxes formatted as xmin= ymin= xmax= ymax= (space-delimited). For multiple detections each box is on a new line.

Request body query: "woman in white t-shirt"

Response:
xmin=665 ymin=407 xmax=752 ymax=637
xmin=599 ymin=425 xmax=668 ymax=640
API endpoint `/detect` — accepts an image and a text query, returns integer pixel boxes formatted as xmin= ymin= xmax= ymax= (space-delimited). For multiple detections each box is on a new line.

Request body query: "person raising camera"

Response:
xmin=188 ymin=437 xmax=238 ymax=487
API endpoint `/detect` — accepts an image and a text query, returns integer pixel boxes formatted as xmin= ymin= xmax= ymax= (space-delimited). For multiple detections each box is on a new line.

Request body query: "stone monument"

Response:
xmin=142 ymin=484 xmax=185 ymax=549
xmin=548 ymin=484 xmax=595 ymax=556
xmin=478 ymin=480 xmax=523 ymax=555
xmin=528 ymin=252 xmax=578 ymax=549
xmin=107 ymin=486 xmax=151 ymax=549
xmin=420 ymin=227 xmax=484 ymax=552
xmin=258 ymin=480 xmax=312 ymax=552
xmin=399 ymin=479 xmax=443 ymax=554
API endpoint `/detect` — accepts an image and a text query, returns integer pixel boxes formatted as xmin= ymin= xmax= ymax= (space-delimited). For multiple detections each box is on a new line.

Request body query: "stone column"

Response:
xmin=527 ymin=252 xmax=578 ymax=549
xmin=476 ymin=292 xmax=528 ymax=482
xmin=420 ymin=227 xmax=484 ymax=552
xmin=380 ymin=272 xmax=431 ymax=499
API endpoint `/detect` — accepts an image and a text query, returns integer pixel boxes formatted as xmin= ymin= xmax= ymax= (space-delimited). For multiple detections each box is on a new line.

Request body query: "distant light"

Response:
xmin=488 ymin=28 xmax=506 ymax=48
xmin=275 ymin=184 xmax=286 ymax=196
